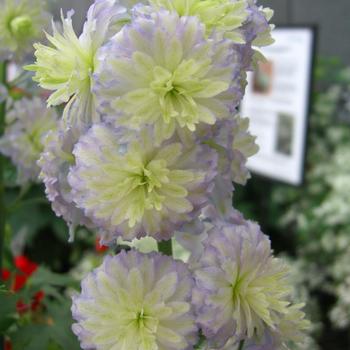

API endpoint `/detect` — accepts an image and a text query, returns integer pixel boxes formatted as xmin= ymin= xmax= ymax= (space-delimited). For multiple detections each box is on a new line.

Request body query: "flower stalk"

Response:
xmin=0 ymin=61 xmax=7 ymax=273
xmin=0 ymin=60 xmax=7 ymax=350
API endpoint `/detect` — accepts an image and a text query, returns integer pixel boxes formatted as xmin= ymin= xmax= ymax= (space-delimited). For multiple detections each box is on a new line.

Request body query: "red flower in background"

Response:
xmin=31 ymin=290 xmax=45 ymax=311
xmin=14 ymin=256 xmax=38 ymax=275
xmin=1 ymin=256 xmax=44 ymax=315
xmin=1 ymin=268 xmax=10 ymax=281
xmin=12 ymin=255 xmax=38 ymax=292
xmin=4 ymin=340 xmax=12 ymax=350
xmin=95 ymin=237 xmax=108 ymax=253
xmin=13 ymin=274 xmax=28 ymax=292
xmin=16 ymin=300 xmax=29 ymax=315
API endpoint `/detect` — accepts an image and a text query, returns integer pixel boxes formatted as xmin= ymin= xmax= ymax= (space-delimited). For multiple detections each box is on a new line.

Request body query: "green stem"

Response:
xmin=0 ymin=62 xmax=7 ymax=269
xmin=157 ymin=239 xmax=173 ymax=256
xmin=238 ymin=340 xmax=245 ymax=350
xmin=6 ymin=183 xmax=32 ymax=213
xmin=0 ymin=61 xmax=7 ymax=350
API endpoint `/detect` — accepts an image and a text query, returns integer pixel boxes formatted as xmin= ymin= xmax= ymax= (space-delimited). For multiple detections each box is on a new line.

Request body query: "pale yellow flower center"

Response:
xmin=231 ymin=273 xmax=243 ymax=301
xmin=135 ymin=308 xmax=159 ymax=334
xmin=150 ymin=65 xmax=207 ymax=130
xmin=129 ymin=159 xmax=170 ymax=214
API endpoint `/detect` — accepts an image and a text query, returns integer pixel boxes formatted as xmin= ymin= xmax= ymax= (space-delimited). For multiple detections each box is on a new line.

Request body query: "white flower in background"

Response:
xmin=25 ymin=0 xmax=128 ymax=127
xmin=330 ymin=276 xmax=350 ymax=329
xmin=72 ymin=250 xmax=198 ymax=350
xmin=0 ymin=97 xmax=57 ymax=183
xmin=0 ymin=0 xmax=49 ymax=60
xmin=314 ymin=145 xmax=350 ymax=226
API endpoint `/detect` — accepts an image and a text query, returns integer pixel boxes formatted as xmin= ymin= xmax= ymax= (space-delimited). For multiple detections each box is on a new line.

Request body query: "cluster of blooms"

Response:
xmin=24 ymin=0 xmax=309 ymax=349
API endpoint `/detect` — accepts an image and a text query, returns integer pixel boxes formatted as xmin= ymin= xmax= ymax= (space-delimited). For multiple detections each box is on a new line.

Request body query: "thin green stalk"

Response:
xmin=6 ymin=184 xmax=32 ymax=213
xmin=157 ymin=239 xmax=173 ymax=256
xmin=238 ymin=340 xmax=245 ymax=350
xmin=0 ymin=61 xmax=7 ymax=271
xmin=0 ymin=61 xmax=7 ymax=350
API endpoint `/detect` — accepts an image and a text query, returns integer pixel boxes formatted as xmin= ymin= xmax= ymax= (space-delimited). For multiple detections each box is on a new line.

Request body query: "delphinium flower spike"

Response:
xmin=23 ymin=1 xmax=310 ymax=349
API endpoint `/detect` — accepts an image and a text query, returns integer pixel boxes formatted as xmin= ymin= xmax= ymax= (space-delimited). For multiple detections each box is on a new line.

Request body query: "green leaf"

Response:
xmin=0 ymin=292 xmax=18 ymax=333
xmin=29 ymin=267 xmax=77 ymax=289
xmin=46 ymin=300 xmax=81 ymax=350
xmin=11 ymin=324 xmax=50 ymax=350
xmin=10 ymin=299 xmax=80 ymax=350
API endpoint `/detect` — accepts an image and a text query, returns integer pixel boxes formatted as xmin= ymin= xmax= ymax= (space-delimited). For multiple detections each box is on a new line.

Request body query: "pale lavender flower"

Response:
xmin=231 ymin=116 xmax=259 ymax=184
xmin=202 ymin=115 xmax=258 ymax=186
xmin=95 ymin=10 xmax=241 ymax=144
xmin=68 ymin=123 xmax=217 ymax=243
xmin=244 ymin=303 xmax=310 ymax=350
xmin=38 ymin=122 xmax=94 ymax=240
xmin=193 ymin=220 xmax=293 ymax=348
xmin=72 ymin=250 xmax=198 ymax=350
xmin=245 ymin=1 xmax=274 ymax=48
xmin=233 ymin=1 xmax=275 ymax=90
xmin=175 ymin=178 xmax=246 ymax=268
xmin=174 ymin=219 xmax=207 ymax=267
xmin=0 ymin=97 xmax=57 ymax=183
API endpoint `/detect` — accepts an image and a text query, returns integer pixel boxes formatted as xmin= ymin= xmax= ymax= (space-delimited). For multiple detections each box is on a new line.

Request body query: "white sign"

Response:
xmin=241 ymin=27 xmax=315 ymax=185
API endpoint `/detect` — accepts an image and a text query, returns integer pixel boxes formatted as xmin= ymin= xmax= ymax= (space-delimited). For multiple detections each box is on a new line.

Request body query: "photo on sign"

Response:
xmin=253 ymin=61 xmax=274 ymax=95
xmin=276 ymin=113 xmax=294 ymax=156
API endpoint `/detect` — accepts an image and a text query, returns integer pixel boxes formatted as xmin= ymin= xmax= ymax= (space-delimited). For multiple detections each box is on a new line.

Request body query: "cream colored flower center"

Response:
xmin=231 ymin=274 xmax=243 ymax=301
xmin=131 ymin=159 xmax=170 ymax=212
xmin=139 ymin=162 xmax=169 ymax=193
xmin=135 ymin=308 xmax=159 ymax=333
xmin=150 ymin=66 xmax=202 ymax=130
